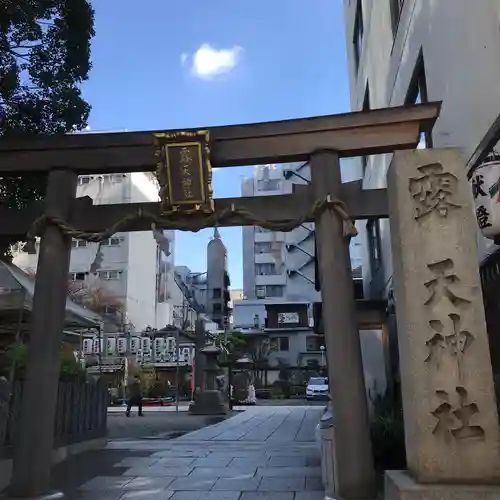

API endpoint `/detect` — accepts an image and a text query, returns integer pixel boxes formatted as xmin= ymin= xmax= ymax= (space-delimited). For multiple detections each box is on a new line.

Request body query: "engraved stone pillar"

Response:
xmin=386 ymin=148 xmax=500 ymax=498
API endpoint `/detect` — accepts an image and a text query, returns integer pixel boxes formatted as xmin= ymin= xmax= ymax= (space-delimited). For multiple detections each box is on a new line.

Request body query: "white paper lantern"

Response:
xmin=142 ymin=337 xmax=151 ymax=353
xmin=471 ymin=152 xmax=500 ymax=239
xmin=92 ymin=338 xmax=102 ymax=354
xmin=117 ymin=337 xmax=127 ymax=354
xmin=129 ymin=337 xmax=140 ymax=354
xmin=154 ymin=337 xmax=164 ymax=354
xmin=83 ymin=338 xmax=93 ymax=354
xmin=166 ymin=337 xmax=175 ymax=352
xmin=106 ymin=337 xmax=116 ymax=355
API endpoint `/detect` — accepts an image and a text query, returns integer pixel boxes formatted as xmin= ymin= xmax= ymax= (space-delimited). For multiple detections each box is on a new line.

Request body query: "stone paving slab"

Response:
xmin=121 ymin=492 xmax=175 ymax=499
xmin=190 ymin=467 xmax=257 ymax=478
xmin=267 ymin=456 xmax=306 ymax=467
xmin=212 ymin=477 xmax=262 ymax=491
xmin=240 ymin=493 xmax=294 ymax=500
xmin=170 ymin=492 xmax=241 ymax=500
xmin=256 ymin=466 xmax=322 ymax=477
xmin=121 ymin=467 xmax=192 ymax=477
xmin=258 ymin=477 xmax=305 ymax=491
xmin=75 ymin=407 xmax=325 ymax=499
xmin=229 ymin=457 xmax=270 ymax=467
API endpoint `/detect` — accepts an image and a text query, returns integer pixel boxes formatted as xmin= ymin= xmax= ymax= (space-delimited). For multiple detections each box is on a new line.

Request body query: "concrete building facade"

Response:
xmin=343 ymin=0 xmax=500 ymax=300
xmin=242 ymin=162 xmax=362 ymax=303
xmin=170 ymin=229 xmax=231 ymax=331
xmin=14 ymin=173 xmax=176 ymax=332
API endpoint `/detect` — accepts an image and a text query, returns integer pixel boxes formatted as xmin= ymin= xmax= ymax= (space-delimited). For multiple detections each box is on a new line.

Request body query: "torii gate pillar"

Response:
xmin=311 ymin=150 xmax=376 ymax=500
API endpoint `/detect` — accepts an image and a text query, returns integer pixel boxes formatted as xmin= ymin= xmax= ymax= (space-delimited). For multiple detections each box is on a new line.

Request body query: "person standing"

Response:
xmin=126 ymin=376 xmax=143 ymax=417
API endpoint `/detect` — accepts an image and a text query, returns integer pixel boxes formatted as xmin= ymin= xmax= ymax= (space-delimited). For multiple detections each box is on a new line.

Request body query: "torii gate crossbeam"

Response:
xmin=0 ymin=102 xmax=441 ymax=499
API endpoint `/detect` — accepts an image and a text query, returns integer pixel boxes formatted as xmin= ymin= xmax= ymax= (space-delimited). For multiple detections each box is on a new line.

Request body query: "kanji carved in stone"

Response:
xmin=424 ymin=259 xmax=472 ymax=309
xmin=425 ymin=313 xmax=474 ymax=379
xmin=431 ymin=387 xmax=485 ymax=443
xmin=409 ymin=163 xmax=462 ymax=220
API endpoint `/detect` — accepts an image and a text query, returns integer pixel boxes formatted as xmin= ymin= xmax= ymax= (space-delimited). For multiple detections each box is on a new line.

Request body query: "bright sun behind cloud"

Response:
xmin=181 ymin=43 xmax=244 ymax=80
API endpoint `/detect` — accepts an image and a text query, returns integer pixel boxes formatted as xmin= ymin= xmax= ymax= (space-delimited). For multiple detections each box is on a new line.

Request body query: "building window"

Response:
xmin=71 ymin=239 xmax=88 ymax=248
xmin=213 ymin=303 xmax=222 ymax=313
xmin=361 ymin=84 xmax=370 ymax=174
xmin=69 ymin=272 xmax=86 ymax=282
xmin=78 ymin=176 xmax=93 ymax=186
xmin=367 ymin=220 xmax=382 ymax=272
xmin=353 ymin=0 xmax=364 ymax=72
xmin=97 ymin=270 xmax=121 ymax=280
xmin=306 ymin=336 xmax=323 ymax=352
xmin=212 ymin=288 xmax=221 ymax=299
xmin=255 ymin=263 xmax=277 ymax=276
xmin=266 ymin=285 xmax=284 ymax=298
xmin=256 ymin=286 xmax=266 ymax=299
xmin=278 ymin=337 xmax=289 ymax=352
xmin=257 ymin=179 xmax=280 ymax=191
xmin=255 ymin=242 xmax=272 ymax=253
xmin=390 ymin=0 xmax=404 ymax=35
xmin=405 ymin=51 xmax=432 ymax=148
xmin=101 ymin=237 xmax=121 ymax=246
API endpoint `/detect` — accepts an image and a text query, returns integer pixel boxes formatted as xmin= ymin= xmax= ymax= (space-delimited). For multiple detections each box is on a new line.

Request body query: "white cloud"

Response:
xmin=182 ymin=43 xmax=243 ymax=79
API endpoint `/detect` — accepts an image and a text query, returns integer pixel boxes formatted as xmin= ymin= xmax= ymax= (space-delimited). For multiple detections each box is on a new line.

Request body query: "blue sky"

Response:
xmin=83 ymin=0 xmax=351 ymax=289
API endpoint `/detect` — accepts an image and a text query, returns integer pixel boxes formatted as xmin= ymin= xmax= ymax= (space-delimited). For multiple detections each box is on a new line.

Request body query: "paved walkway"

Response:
xmin=76 ymin=406 xmax=325 ymax=499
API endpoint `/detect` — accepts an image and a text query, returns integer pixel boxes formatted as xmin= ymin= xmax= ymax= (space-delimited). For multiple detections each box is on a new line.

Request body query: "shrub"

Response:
xmin=3 ymin=343 xmax=86 ymax=382
xmin=370 ymin=390 xmax=406 ymax=472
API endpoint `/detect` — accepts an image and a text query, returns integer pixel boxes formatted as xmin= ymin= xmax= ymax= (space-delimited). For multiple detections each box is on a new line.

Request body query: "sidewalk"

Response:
xmin=60 ymin=406 xmax=325 ymax=499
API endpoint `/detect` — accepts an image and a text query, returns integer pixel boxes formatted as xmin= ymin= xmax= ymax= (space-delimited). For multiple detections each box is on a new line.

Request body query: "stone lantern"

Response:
xmin=189 ymin=344 xmax=227 ymax=415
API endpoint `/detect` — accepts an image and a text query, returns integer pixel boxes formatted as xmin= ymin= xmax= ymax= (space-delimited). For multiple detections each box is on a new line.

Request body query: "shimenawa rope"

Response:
xmin=26 ymin=196 xmax=357 ymax=244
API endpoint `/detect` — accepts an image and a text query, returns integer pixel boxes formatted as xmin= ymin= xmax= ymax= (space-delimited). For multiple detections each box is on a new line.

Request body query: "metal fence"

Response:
xmin=4 ymin=380 xmax=108 ymax=449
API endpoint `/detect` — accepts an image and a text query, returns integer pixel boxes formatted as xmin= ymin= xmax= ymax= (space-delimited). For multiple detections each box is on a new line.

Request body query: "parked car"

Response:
xmin=306 ymin=376 xmax=329 ymax=400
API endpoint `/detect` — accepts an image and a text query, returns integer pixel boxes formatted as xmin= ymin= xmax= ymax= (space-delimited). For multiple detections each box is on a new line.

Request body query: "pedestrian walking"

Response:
xmin=126 ymin=376 xmax=144 ymax=417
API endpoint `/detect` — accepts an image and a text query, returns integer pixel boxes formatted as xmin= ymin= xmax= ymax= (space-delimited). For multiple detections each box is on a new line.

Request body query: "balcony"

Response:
xmin=254 ymin=252 xmax=277 ymax=264
xmin=255 ymin=274 xmax=287 ymax=286
xmin=254 ymin=231 xmax=286 ymax=243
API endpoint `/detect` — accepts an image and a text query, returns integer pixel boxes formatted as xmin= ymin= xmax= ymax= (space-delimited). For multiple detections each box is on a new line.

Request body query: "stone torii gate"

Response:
xmin=0 ymin=103 xmax=440 ymax=499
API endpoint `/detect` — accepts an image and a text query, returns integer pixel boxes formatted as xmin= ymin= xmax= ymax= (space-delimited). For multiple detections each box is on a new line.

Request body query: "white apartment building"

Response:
xmin=343 ymin=0 xmax=500 ymax=300
xmin=14 ymin=173 xmax=176 ymax=332
xmin=241 ymin=162 xmax=363 ymax=303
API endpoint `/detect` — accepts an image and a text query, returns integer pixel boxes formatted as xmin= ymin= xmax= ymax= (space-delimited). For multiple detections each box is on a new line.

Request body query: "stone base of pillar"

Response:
xmin=189 ymin=390 xmax=228 ymax=415
xmin=1 ymin=491 xmax=65 ymax=499
xmin=386 ymin=470 xmax=500 ymax=500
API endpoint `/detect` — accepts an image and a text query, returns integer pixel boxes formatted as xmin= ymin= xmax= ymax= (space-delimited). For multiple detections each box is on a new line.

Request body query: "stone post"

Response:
xmin=189 ymin=344 xmax=227 ymax=415
xmin=386 ymin=148 xmax=500 ymax=499
xmin=194 ymin=318 xmax=205 ymax=398
xmin=310 ymin=150 xmax=376 ymax=500
xmin=9 ymin=169 xmax=77 ymax=498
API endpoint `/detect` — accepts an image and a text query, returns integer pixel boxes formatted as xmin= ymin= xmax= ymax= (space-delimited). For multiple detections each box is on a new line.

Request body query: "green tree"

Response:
xmin=215 ymin=331 xmax=248 ymax=364
xmin=0 ymin=0 xmax=95 ymax=259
